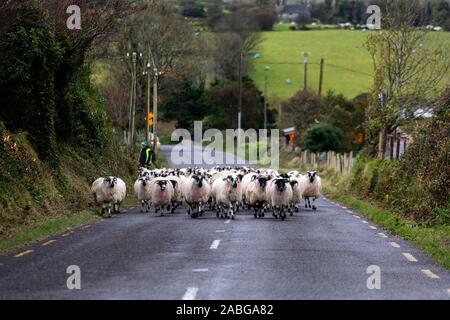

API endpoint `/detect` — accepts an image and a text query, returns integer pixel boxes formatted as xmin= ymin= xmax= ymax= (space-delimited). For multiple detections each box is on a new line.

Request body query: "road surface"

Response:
xmin=0 ymin=145 xmax=449 ymax=300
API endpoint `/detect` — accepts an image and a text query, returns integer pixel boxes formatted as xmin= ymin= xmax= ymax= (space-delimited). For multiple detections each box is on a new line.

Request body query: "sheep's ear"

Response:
xmin=170 ymin=180 xmax=178 ymax=188
xmin=251 ymin=175 xmax=257 ymax=181
xmin=223 ymin=178 xmax=227 ymax=181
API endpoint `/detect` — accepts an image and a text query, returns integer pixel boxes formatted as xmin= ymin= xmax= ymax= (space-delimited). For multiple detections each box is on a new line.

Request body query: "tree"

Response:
xmin=202 ymin=77 xmax=271 ymax=130
xmin=280 ymin=89 xmax=324 ymax=136
xmin=301 ymin=123 xmax=345 ymax=153
xmin=365 ymin=0 xmax=450 ymax=158
xmin=161 ymin=79 xmax=208 ymax=131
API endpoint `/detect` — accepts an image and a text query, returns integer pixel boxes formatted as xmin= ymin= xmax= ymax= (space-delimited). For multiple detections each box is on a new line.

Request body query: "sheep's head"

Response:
xmin=156 ymin=179 xmax=168 ymax=191
xmin=105 ymin=176 xmax=117 ymax=188
xmin=289 ymin=179 xmax=299 ymax=188
xmin=192 ymin=174 xmax=204 ymax=188
xmin=224 ymin=175 xmax=239 ymax=189
xmin=307 ymin=171 xmax=317 ymax=183
xmin=257 ymin=176 xmax=269 ymax=189
xmin=273 ymin=178 xmax=288 ymax=192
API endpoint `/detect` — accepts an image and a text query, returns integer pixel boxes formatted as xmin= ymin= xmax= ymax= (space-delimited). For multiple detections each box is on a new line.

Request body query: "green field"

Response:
xmin=252 ymin=27 xmax=450 ymax=99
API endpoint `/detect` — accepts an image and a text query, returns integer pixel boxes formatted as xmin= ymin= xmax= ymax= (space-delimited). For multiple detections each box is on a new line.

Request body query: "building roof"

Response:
xmin=280 ymin=5 xmax=310 ymax=15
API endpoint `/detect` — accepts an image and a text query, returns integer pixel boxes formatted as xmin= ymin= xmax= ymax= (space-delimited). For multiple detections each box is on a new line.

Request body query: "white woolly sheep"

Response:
xmin=245 ymin=175 xmax=270 ymax=218
xmin=183 ymin=174 xmax=211 ymax=218
xmin=299 ymin=171 xmax=322 ymax=211
xmin=150 ymin=177 xmax=174 ymax=216
xmin=266 ymin=177 xmax=293 ymax=221
xmin=91 ymin=176 xmax=126 ymax=218
xmin=211 ymin=175 xmax=243 ymax=219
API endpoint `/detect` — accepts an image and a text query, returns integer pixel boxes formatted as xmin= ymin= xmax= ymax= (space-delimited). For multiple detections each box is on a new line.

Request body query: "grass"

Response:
xmin=0 ymin=210 xmax=100 ymax=254
xmin=252 ymin=26 xmax=450 ymax=99
xmin=324 ymin=184 xmax=450 ymax=270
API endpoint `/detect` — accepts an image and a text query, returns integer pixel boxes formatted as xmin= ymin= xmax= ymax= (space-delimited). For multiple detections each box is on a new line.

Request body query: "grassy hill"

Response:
xmin=252 ymin=26 xmax=450 ymax=99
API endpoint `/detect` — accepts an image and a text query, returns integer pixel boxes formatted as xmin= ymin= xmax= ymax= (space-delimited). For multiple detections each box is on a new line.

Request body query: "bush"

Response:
xmin=301 ymin=123 xmax=345 ymax=153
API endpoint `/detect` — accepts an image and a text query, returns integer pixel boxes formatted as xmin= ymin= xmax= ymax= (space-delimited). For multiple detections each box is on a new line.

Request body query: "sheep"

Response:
xmin=91 ymin=176 xmax=127 ymax=218
xmin=167 ymin=175 xmax=183 ymax=213
xmin=266 ymin=177 xmax=293 ymax=221
xmin=300 ymin=171 xmax=322 ymax=211
xmin=245 ymin=175 xmax=270 ymax=218
xmin=150 ymin=177 xmax=174 ymax=216
xmin=134 ymin=175 xmax=152 ymax=213
xmin=211 ymin=175 xmax=243 ymax=219
xmin=184 ymin=174 xmax=211 ymax=218
xmin=288 ymin=175 xmax=303 ymax=216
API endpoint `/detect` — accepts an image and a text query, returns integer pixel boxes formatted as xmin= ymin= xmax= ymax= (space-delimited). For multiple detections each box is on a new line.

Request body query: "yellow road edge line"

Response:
xmin=42 ymin=240 xmax=56 ymax=247
xmin=62 ymin=231 xmax=74 ymax=237
xmin=14 ymin=250 xmax=34 ymax=258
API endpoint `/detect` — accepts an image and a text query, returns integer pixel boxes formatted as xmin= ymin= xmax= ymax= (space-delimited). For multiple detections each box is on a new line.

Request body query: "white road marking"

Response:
xmin=215 ymin=230 xmax=226 ymax=233
xmin=447 ymin=289 xmax=450 ymax=295
xmin=224 ymin=220 xmax=231 ymax=224
xmin=402 ymin=253 xmax=418 ymax=262
xmin=421 ymin=269 xmax=440 ymax=279
xmin=182 ymin=287 xmax=199 ymax=300
xmin=353 ymin=215 xmax=361 ymax=219
xmin=370 ymin=226 xmax=377 ymax=230
xmin=389 ymin=242 xmax=401 ymax=248
xmin=347 ymin=210 xmax=353 ymax=214
xmin=377 ymin=232 xmax=388 ymax=238
xmin=210 ymin=240 xmax=221 ymax=249
xmin=362 ymin=220 xmax=368 ymax=224
xmin=192 ymin=268 xmax=209 ymax=272
xmin=342 ymin=206 xmax=347 ymax=209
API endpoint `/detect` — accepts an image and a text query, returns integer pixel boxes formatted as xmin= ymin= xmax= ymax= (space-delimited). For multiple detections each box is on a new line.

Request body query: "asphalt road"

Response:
xmin=0 ymin=145 xmax=449 ymax=300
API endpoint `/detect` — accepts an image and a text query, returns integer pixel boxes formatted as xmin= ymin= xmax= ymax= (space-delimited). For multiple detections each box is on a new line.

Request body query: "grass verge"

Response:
xmin=0 ymin=210 xmax=100 ymax=254
xmin=324 ymin=185 xmax=450 ymax=270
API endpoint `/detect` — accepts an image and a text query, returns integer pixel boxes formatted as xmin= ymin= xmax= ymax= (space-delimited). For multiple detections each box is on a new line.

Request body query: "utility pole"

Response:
xmin=319 ymin=58 xmax=324 ymax=95
xmin=127 ymin=53 xmax=134 ymax=147
xmin=303 ymin=52 xmax=310 ymax=90
xmin=263 ymin=65 xmax=270 ymax=130
xmin=152 ymin=68 xmax=158 ymax=155
xmin=264 ymin=75 xmax=268 ymax=130
xmin=237 ymin=50 xmax=243 ymax=148
xmin=130 ymin=52 xmax=138 ymax=153
xmin=145 ymin=61 xmax=151 ymax=144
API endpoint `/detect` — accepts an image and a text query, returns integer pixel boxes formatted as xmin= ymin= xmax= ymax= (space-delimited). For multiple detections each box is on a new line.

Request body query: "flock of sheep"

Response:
xmin=91 ymin=166 xmax=322 ymax=221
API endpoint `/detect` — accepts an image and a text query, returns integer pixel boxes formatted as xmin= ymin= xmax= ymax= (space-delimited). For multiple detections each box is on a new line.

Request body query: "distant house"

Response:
xmin=279 ymin=5 xmax=311 ymax=23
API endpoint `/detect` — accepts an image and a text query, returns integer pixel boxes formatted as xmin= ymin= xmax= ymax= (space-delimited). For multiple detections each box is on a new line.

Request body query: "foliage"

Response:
xmin=345 ymin=89 xmax=449 ymax=225
xmin=202 ymin=77 xmax=276 ymax=131
xmin=161 ymin=79 xmax=208 ymax=131
xmin=301 ymin=123 xmax=345 ymax=153
xmin=280 ymin=89 xmax=324 ymax=137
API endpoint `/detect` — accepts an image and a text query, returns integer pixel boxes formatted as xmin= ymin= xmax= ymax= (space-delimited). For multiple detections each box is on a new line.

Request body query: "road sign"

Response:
xmin=144 ymin=112 xmax=154 ymax=126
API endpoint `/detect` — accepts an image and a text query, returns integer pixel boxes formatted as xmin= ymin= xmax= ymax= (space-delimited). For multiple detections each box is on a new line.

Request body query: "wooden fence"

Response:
xmin=290 ymin=150 xmax=355 ymax=175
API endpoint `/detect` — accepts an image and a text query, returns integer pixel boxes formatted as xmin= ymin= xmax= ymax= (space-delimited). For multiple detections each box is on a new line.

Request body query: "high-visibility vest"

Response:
xmin=145 ymin=148 xmax=153 ymax=164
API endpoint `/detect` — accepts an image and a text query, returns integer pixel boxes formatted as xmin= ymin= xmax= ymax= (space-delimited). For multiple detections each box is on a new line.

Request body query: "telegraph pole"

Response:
xmin=152 ymin=68 xmax=158 ymax=155
xmin=319 ymin=58 xmax=324 ymax=95
xmin=146 ymin=61 xmax=151 ymax=144
xmin=303 ymin=52 xmax=310 ymax=90
xmin=237 ymin=50 xmax=243 ymax=148
xmin=130 ymin=52 xmax=138 ymax=152
xmin=264 ymin=75 xmax=268 ymax=130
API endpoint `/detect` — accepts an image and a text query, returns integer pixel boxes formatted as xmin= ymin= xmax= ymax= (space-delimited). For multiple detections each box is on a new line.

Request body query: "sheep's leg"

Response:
xmin=228 ymin=202 xmax=234 ymax=220
xmin=254 ymin=202 xmax=259 ymax=218
xmin=312 ymin=197 xmax=317 ymax=211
